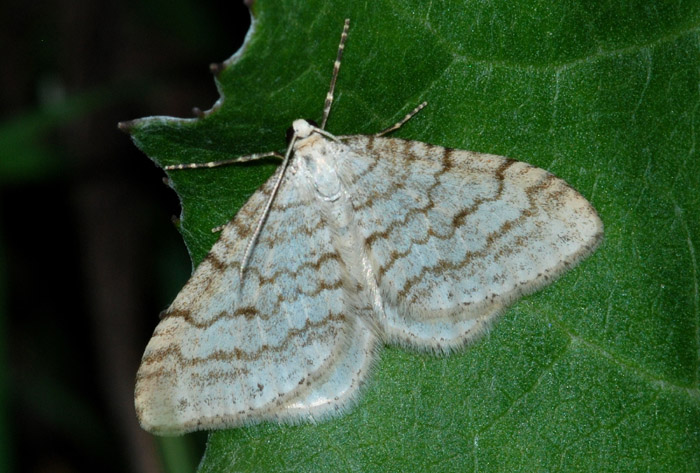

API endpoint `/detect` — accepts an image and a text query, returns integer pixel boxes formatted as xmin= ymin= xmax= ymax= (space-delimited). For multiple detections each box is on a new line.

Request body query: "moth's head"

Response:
xmin=287 ymin=119 xmax=319 ymax=144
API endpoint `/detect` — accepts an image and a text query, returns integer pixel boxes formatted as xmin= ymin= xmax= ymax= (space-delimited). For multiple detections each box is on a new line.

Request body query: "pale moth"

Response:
xmin=135 ymin=19 xmax=603 ymax=435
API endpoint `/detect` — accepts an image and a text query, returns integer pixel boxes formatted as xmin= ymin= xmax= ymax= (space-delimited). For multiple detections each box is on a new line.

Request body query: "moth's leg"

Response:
xmin=320 ymin=19 xmax=350 ymax=130
xmin=164 ymin=150 xmax=285 ymax=233
xmin=335 ymin=102 xmax=428 ymax=141
xmin=374 ymin=101 xmax=428 ymax=137
xmin=164 ymin=151 xmax=284 ymax=170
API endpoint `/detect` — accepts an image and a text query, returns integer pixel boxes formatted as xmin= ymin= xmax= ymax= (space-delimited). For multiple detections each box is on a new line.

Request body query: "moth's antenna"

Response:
xmin=239 ymin=135 xmax=298 ymax=278
xmin=239 ymin=120 xmax=343 ymax=278
xmin=241 ymin=20 xmax=350 ymax=279
xmin=320 ymin=19 xmax=350 ymax=130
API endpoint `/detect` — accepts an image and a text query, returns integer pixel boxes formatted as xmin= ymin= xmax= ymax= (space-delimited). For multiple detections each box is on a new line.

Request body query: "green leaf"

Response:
xmin=125 ymin=1 xmax=700 ymax=471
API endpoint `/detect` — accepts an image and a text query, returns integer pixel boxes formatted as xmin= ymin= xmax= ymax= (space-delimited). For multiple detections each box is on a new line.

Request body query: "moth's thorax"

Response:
xmin=294 ymin=131 xmax=344 ymax=201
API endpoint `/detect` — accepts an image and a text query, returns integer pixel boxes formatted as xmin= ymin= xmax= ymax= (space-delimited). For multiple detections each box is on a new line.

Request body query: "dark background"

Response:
xmin=1 ymin=1 xmax=251 ymax=472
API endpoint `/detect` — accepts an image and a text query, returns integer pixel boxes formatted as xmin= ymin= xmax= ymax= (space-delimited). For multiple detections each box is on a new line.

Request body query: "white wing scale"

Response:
xmin=338 ymin=135 xmax=603 ymax=350
xmin=135 ymin=164 xmax=377 ymax=434
xmin=136 ymin=132 xmax=602 ymax=434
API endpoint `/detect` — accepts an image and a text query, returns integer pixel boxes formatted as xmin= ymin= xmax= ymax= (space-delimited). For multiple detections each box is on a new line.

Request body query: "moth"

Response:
xmin=134 ymin=19 xmax=603 ymax=435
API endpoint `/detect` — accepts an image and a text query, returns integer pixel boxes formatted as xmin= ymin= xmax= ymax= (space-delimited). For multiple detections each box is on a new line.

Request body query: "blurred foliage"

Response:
xmin=2 ymin=0 xmax=248 ymax=472
xmin=0 ymin=87 xmax=106 ymax=182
